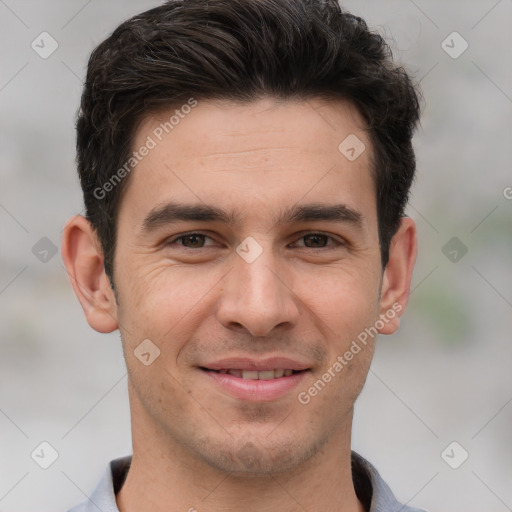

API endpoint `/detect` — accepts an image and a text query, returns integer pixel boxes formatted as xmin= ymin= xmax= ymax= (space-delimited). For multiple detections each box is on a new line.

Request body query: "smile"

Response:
xmin=200 ymin=367 xmax=309 ymax=401
xmin=208 ymin=369 xmax=299 ymax=379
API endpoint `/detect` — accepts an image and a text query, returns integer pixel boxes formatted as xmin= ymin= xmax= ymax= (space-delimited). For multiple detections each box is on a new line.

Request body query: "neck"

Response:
xmin=117 ymin=410 xmax=365 ymax=512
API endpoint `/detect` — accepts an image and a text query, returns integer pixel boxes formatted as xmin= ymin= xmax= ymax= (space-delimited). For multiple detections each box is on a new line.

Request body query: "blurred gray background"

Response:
xmin=1 ymin=1 xmax=511 ymax=511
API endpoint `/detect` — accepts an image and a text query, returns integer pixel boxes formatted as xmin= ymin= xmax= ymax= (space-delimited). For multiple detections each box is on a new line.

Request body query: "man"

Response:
xmin=62 ymin=0 xmax=425 ymax=510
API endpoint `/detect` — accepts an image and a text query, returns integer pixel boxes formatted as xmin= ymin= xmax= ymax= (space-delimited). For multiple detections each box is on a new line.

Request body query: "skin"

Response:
xmin=62 ymin=97 xmax=417 ymax=512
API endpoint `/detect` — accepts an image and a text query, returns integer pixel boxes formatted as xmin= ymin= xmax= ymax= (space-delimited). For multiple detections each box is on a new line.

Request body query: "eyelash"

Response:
xmin=166 ymin=232 xmax=346 ymax=251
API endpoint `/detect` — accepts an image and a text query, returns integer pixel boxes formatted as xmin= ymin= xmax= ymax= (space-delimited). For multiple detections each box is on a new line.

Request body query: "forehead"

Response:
xmin=135 ymin=97 xmax=370 ymax=163
xmin=120 ymin=97 xmax=376 ymax=230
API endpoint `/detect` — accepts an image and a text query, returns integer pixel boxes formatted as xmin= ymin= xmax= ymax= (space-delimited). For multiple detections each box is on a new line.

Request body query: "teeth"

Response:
xmin=221 ymin=369 xmax=297 ymax=379
xmin=242 ymin=370 xmax=259 ymax=380
xmin=258 ymin=370 xmax=275 ymax=380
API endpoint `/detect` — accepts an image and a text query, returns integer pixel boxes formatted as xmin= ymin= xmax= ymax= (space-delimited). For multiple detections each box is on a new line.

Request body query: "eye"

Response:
xmin=292 ymin=233 xmax=345 ymax=250
xmin=167 ymin=232 xmax=216 ymax=249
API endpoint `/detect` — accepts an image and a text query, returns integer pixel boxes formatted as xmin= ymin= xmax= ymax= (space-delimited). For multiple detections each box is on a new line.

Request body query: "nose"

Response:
xmin=216 ymin=244 xmax=300 ymax=337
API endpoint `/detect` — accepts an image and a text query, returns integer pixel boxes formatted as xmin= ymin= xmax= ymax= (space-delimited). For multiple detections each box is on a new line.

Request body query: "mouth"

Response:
xmin=199 ymin=359 xmax=311 ymax=401
xmin=201 ymin=368 xmax=305 ymax=380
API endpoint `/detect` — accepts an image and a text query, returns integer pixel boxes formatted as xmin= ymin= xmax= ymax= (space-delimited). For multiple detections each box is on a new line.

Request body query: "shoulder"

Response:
xmin=351 ymin=451 xmax=429 ymax=512
xmin=66 ymin=455 xmax=132 ymax=512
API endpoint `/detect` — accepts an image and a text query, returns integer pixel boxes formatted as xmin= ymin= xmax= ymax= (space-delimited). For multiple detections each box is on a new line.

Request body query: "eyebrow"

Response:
xmin=140 ymin=201 xmax=363 ymax=234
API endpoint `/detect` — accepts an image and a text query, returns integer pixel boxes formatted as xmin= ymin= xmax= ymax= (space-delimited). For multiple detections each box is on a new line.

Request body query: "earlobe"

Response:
xmin=61 ymin=215 xmax=119 ymax=333
xmin=377 ymin=217 xmax=417 ymax=335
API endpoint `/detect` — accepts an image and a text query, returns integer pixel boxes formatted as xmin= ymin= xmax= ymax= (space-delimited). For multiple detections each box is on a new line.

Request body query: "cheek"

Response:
xmin=297 ymin=267 xmax=380 ymax=402
xmin=299 ymin=266 xmax=381 ymax=339
xmin=117 ymin=261 xmax=173 ymax=322
xmin=126 ymin=353 xmax=205 ymax=438
xmin=116 ymin=262 xmax=222 ymax=351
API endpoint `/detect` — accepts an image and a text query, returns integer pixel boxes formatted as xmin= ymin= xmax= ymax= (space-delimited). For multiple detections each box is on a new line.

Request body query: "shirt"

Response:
xmin=67 ymin=451 xmax=428 ymax=512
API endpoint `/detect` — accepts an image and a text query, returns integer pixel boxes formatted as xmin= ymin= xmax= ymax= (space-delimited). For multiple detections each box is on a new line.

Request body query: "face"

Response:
xmin=112 ymin=97 xmax=386 ymax=475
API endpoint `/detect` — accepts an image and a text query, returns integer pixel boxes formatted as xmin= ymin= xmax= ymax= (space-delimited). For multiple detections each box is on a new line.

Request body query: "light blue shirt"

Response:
xmin=68 ymin=451 xmax=428 ymax=512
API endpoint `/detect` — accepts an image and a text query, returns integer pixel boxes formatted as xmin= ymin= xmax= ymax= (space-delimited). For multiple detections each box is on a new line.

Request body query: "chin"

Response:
xmin=194 ymin=432 xmax=328 ymax=476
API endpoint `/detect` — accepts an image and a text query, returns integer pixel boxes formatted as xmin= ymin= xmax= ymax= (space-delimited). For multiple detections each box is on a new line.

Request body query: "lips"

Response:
xmin=199 ymin=357 xmax=310 ymax=401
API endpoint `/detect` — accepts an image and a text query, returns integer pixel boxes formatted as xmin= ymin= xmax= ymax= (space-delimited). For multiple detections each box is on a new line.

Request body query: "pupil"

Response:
xmin=306 ymin=234 xmax=327 ymax=248
xmin=184 ymin=234 xmax=204 ymax=248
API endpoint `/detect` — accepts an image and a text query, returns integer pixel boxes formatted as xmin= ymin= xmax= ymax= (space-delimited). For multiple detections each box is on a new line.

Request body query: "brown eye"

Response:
xmin=302 ymin=234 xmax=329 ymax=248
xmin=293 ymin=233 xmax=344 ymax=250
xmin=180 ymin=234 xmax=206 ymax=248
xmin=167 ymin=232 xmax=215 ymax=249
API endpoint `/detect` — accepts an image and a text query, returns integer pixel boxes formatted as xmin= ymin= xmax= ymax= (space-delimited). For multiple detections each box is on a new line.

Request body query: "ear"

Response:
xmin=61 ymin=215 xmax=119 ymax=333
xmin=377 ymin=216 xmax=417 ymax=335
